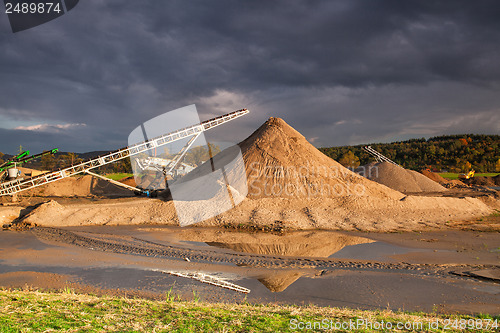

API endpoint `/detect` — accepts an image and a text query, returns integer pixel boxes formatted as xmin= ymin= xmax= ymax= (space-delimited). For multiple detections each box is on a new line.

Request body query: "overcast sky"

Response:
xmin=1 ymin=0 xmax=500 ymax=154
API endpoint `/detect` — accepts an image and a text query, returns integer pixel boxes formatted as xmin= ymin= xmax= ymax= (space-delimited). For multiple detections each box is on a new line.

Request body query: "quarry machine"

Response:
xmin=0 ymin=109 xmax=249 ymax=197
xmin=0 ymin=148 xmax=58 ymax=183
xmin=458 ymin=170 xmax=475 ymax=180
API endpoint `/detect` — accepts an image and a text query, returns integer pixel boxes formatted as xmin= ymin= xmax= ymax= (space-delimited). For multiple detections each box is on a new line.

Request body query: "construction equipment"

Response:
xmin=0 ymin=148 xmax=58 ymax=173
xmin=0 ymin=150 xmax=30 ymax=172
xmin=459 ymin=170 xmax=475 ymax=180
xmin=362 ymin=146 xmax=401 ymax=167
xmin=0 ymin=109 xmax=249 ymax=197
xmin=0 ymin=148 xmax=59 ymax=183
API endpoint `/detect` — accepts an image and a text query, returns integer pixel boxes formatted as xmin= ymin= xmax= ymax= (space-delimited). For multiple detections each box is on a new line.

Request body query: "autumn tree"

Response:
xmin=319 ymin=134 xmax=499 ymax=172
xmin=41 ymin=154 xmax=56 ymax=170
xmin=459 ymin=161 xmax=472 ymax=173
xmin=339 ymin=151 xmax=360 ymax=169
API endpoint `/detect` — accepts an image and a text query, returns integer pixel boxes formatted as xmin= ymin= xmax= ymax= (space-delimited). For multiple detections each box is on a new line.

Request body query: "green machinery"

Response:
xmin=0 ymin=148 xmax=58 ymax=181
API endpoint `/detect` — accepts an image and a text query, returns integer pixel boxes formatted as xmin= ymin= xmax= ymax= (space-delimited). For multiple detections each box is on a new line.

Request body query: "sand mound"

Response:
xmin=419 ymin=170 xmax=469 ymax=189
xmin=22 ymin=198 xmax=177 ymax=227
xmin=23 ymin=175 xmax=133 ymax=197
xmin=176 ymin=117 xmax=401 ymax=200
xmin=421 ymin=170 xmax=448 ymax=184
xmin=356 ymin=162 xmax=447 ymax=193
xmin=0 ymin=206 xmax=22 ymax=226
xmin=118 ymin=176 xmax=137 ymax=187
xmin=466 ymin=176 xmax=500 ymax=187
xmin=21 ymin=117 xmax=496 ymax=231
xmin=23 ymin=200 xmax=64 ymax=225
xmin=182 ymin=118 xmax=491 ymax=231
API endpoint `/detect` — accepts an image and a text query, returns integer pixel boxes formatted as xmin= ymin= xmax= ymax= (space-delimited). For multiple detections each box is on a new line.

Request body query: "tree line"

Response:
xmin=319 ymin=134 xmax=500 ymax=173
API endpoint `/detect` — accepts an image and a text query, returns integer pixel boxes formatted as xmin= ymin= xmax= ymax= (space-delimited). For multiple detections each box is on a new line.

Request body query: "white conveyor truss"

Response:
xmin=362 ymin=145 xmax=400 ymax=167
xmin=0 ymin=109 xmax=249 ymax=196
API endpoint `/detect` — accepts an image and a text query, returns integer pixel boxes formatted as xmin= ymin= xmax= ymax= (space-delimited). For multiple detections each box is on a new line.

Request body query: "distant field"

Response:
xmin=439 ymin=173 xmax=499 ymax=180
xmin=105 ymin=173 xmax=134 ymax=181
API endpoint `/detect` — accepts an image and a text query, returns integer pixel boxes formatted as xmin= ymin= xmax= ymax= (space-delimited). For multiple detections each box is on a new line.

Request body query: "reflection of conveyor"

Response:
xmin=156 ymin=269 xmax=250 ymax=294
xmin=0 ymin=109 xmax=249 ymax=196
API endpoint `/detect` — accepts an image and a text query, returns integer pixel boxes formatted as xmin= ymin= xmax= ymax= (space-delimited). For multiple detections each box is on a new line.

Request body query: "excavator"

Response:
xmin=458 ymin=170 xmax=475 ymax=180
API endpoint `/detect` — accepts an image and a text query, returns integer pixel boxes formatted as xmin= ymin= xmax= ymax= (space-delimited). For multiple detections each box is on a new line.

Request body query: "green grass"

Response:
xmin=0 ymin=289 xmax=498 ymax=332
xmin=104 ymin=173 xmax=134 ymax=181
xmin=439 ymin=172 xmax=499 ymax=180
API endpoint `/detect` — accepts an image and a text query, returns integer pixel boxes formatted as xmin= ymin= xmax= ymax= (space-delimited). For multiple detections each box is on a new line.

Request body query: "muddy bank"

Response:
xmin=1 ymin=226 xmax=499 ymax=314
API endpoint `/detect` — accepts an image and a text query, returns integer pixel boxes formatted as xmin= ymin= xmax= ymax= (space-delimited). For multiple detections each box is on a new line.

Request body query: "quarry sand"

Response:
xmin=356 ymin=161 xmax=447 ymax=193
xmin=2 ymin=117 xmax=497 ymax=232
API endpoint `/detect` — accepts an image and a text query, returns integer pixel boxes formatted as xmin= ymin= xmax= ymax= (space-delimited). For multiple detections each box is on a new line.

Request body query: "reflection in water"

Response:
xmin=256 ymin=270 xmax=305 ymax=292
xmin=198 ymin=231 xmax=375 ymax=257
xmin=189 ymin=230 xmax=375 ymax=293
xmin=330 ymin=242 xmax=424 ymax=261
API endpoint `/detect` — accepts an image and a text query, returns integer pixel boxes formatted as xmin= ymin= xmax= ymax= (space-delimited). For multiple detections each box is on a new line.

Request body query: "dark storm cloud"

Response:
xmin=1 ymin=0 xmax=500 ymax=153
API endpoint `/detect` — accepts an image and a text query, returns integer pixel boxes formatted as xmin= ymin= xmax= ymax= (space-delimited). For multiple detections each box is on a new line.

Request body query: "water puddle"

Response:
xmin=329 ymin=241 xmax=430 ymax=261
xmin=1 ymin=226 xmax=499 ymax=314
xmin=178 ymin=240 xmax=210 ymax=248
xmin=172 ymin=229 xmax=377 ymax=258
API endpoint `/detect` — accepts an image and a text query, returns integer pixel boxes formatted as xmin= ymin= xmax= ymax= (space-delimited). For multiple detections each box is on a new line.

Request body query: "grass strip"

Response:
xmin=0 ymin=289 xmax=498 ymax=332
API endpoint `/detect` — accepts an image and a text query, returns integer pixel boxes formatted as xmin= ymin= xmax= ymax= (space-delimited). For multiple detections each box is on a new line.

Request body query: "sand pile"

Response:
xmin=420 ymin=170 xmax=448 ymax=184
xmin=22 ymin=198 xmax=177 ymax=227
xmin=420 ymin=170 xmax=469 ymax=189
xmin=118 ymin=176 xmax=137 ymax=187
xmin=19 ymin=117 xmax=496 ymax=231
xmin=23 ymin=175 xmax=133 ymax=197
xmin=356 ymin=162 xmax=447 ymax=193
xmin=175 ymin=117 xmax=401 ymax=200
xmin=165 ymin=117 xmax=492 ymax=231
xmin=466 ymin=176 xmax=500 ymax=187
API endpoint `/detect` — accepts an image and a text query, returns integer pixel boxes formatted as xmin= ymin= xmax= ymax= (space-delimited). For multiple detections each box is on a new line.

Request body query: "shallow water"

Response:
xmin=329 ymin=241 xmax=432 ymax=261
xmin=0 ymin=227 xmax=498 ymax=314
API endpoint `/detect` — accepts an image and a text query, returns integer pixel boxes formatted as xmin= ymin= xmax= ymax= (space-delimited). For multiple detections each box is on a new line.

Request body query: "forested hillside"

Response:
xmin=319 ymin=134 xmax=500 ymax=172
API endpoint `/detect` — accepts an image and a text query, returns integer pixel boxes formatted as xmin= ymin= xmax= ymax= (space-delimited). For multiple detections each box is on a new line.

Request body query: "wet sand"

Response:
xmin=0 ymin=226 xmax=498 ymax=315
